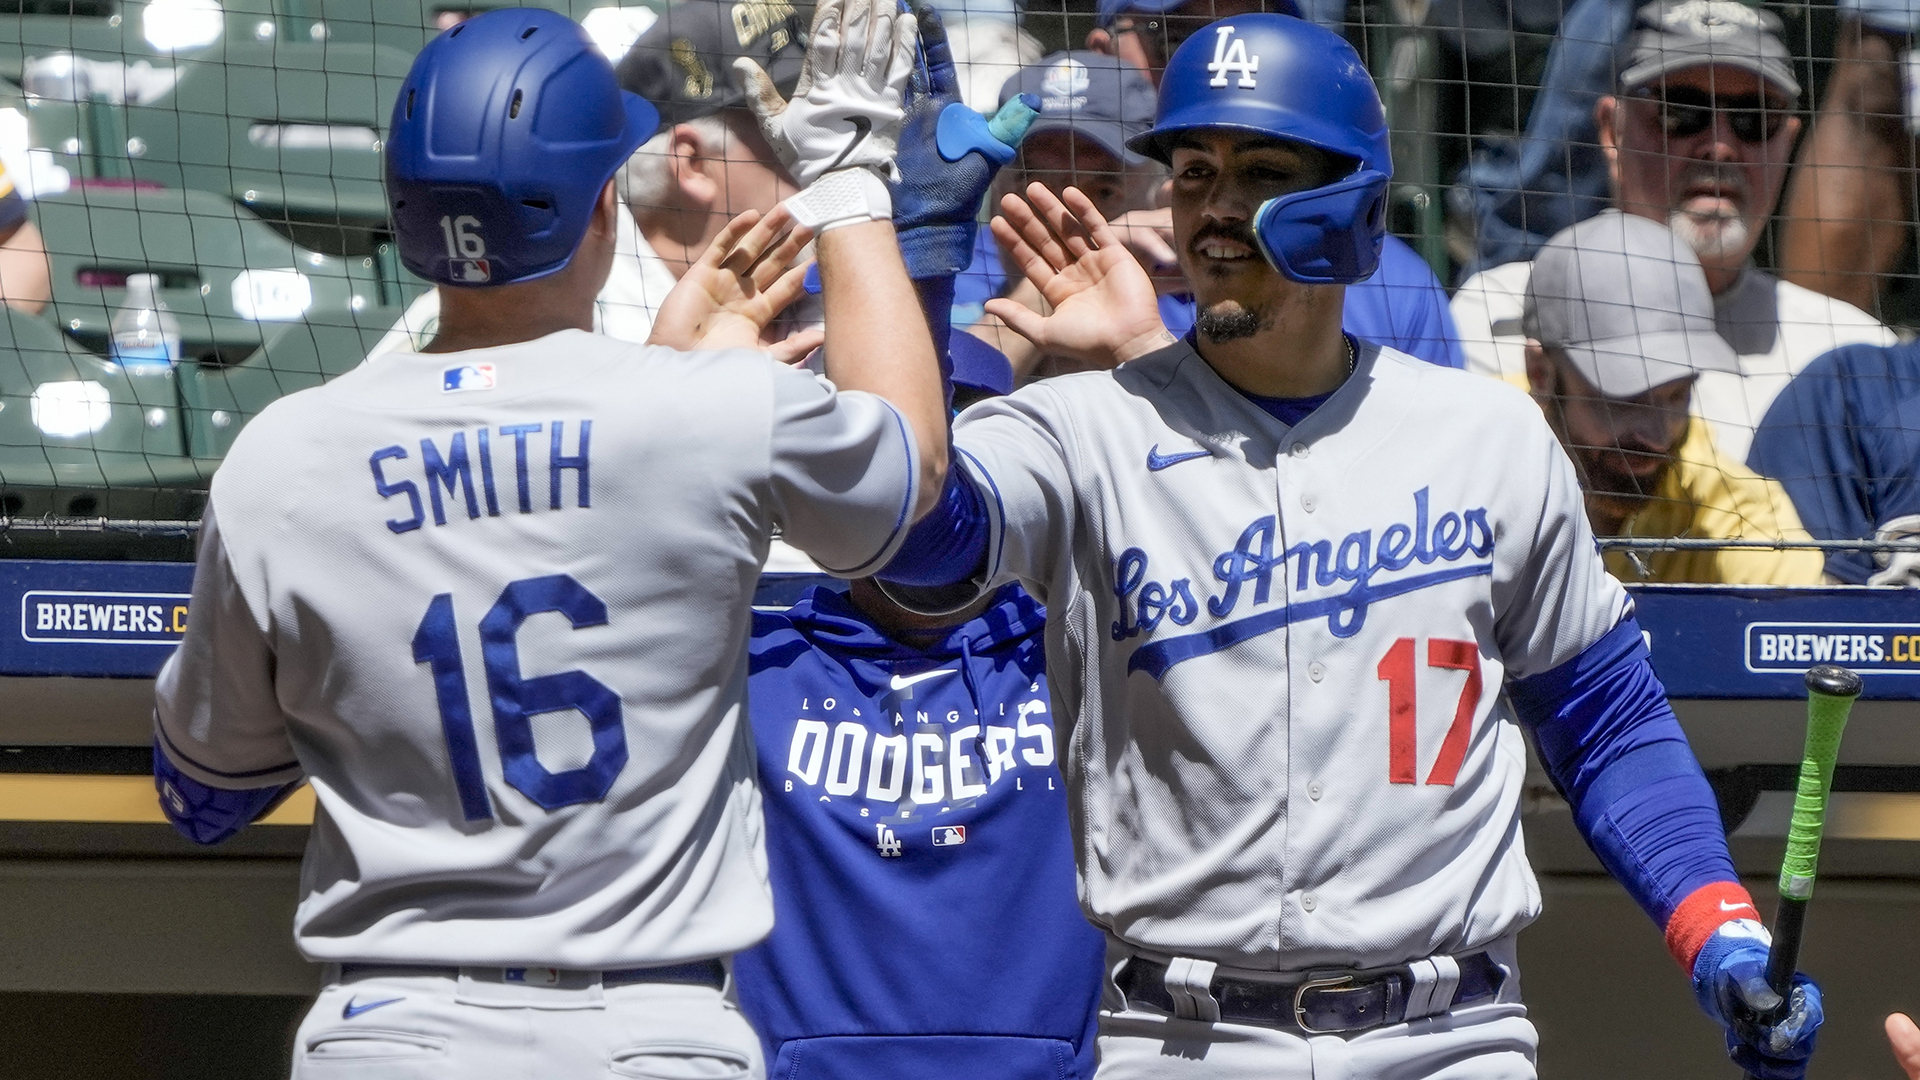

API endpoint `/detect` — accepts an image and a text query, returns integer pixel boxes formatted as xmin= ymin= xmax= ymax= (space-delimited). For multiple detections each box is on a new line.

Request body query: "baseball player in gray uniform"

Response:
xmin=149 ymin=5 xmax=942 ymax=1077
xmin=881 ymin=13 xmax=1825 ymax=1080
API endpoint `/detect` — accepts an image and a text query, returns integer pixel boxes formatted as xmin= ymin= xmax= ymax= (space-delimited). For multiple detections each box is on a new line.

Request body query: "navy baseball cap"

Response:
xmin=1095 ymin=0 xmax=1300 ymax=30
xmin=999 ymin=52 xmax=1157 ymax=167
xmin=616 ymin=0 xmax=808 ymax=128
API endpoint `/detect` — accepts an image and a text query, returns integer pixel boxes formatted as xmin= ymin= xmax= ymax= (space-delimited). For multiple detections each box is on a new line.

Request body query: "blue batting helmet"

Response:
xmin=386 ymin=9 xmax=660 ymax=287
xmin=1127 ymin=14 xmax=1391 ymax=284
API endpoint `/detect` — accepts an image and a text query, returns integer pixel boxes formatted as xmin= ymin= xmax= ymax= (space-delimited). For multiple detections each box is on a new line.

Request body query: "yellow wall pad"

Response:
xmin=0 ymin=775 xmax=314 ymax=825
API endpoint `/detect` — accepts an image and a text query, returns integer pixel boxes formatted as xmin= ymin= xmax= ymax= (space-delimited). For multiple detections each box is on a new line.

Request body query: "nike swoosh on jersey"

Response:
xmin=1146 ymin=445 xmax=1211 ymax=471
xmin=1719 ymin=900 xmax=1755 ymax=912
xmin=890 ymin=668 xmax=959 ymax=691
xmin=824 ymin=116 xmax=873 ymax=174
xmin=342 ymin=996 xmax=405 ymax=1020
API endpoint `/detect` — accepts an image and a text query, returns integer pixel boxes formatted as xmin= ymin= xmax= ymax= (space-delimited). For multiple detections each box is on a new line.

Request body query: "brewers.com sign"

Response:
xmin=22 ymin=590 xmax=190 ymax=645
xmin=1746 ymin=623 xmax=1920 ymax=674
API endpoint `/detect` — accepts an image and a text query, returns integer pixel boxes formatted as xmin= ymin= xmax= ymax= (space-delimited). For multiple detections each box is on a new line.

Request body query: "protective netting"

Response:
xmin=0 ymin=0 xmax=1913 ymax=585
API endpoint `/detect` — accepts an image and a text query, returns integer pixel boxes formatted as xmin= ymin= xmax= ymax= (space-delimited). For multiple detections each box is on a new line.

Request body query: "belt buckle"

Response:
xmin=1292 ymin=972 xmax=1356 ymax=1034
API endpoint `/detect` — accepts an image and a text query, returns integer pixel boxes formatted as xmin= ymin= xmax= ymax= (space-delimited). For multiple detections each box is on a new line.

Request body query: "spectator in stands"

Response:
xmin=1084 ymin=0 xmax=1348 ymax=85
xmin=1524 ymin=211 xmax=1823 ymax=586
xmin=369 ymin=0 xmax=808 ymax=356
xmin=1777 ymin=1 xmax=1920 ymax=315
xmin=1451 ymin=0 xmax=1635 ymax=275
xmin=0 ymin=159 xmax=51 ymax=314
xmin=957 ymin=51 xmax=1162 ymax=376
xmin=967 ymin=47 xmax=1465 ymax=377
xmin=1750 ymin=341 xmax=1920 ymax=586
xmin=1453 ymin=0 xmax=1896 ymax=468
xmin=1087 ymin=0 xmax=1269 ymax=87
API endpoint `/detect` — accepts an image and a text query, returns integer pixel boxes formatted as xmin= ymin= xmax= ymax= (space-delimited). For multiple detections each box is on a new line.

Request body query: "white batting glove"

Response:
xmin=734 ymin=0 xmax=915 ymax=192
xmin=1868 ymin=514 xmax=1920 ymax=588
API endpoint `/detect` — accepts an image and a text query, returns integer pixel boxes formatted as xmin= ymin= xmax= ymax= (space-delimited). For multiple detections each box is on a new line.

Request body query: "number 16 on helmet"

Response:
xmin=385 ymin=9 xmax=661 ymax=288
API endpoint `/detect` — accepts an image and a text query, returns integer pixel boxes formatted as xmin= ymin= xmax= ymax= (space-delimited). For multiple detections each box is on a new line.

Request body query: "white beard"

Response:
xmin=1668 ymin=208 xmax=1751 ymax=263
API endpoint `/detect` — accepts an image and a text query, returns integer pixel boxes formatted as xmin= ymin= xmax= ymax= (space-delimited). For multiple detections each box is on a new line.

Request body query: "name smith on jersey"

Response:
xmin=367 ymin=419 xmax=593 ymax=532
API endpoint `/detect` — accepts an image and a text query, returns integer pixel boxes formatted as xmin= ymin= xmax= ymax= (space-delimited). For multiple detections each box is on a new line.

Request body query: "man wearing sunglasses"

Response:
xmin=1454 ymin=0 xmax=1895 ymax=469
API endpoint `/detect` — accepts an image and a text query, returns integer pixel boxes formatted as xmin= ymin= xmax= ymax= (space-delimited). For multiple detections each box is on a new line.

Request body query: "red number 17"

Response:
xmin=1375 ymin=638 xmax=1482 ymax=787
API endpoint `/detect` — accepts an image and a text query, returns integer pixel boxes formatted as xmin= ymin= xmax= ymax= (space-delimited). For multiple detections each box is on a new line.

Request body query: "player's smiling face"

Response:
xmin=1168 ymin=132 xmax=1345 ymax=339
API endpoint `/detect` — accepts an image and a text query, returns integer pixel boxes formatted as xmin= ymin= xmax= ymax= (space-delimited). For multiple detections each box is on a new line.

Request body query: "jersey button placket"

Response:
xmin=1307 ymin=661 xmax=1324 ymax=683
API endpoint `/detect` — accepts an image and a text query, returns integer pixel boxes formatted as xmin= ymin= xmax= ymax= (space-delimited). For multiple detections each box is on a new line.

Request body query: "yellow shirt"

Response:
xmin=1603 ymin=419 xmax=1825 ymax=586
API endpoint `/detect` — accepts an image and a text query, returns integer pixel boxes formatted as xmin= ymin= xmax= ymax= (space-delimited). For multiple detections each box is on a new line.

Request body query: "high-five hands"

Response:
xmin=647 ymin=206 xmax=821 ymax=364
xmin=984 ymin=183 xmax=1173 ymax=371
xmin=736 ymin=0 xmax=915 ymax=232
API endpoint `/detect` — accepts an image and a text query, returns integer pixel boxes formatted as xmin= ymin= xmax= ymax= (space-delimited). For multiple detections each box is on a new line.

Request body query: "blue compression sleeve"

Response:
xmin=885 ymin=258 xmax=990 ymax=587
xmin=1508 ymin=618 xmax=1737 ymax=927
xmin=154 ymin=739 xmax=298 ymax=846
xmin=881 ymin=465 xmax=991 ymax=586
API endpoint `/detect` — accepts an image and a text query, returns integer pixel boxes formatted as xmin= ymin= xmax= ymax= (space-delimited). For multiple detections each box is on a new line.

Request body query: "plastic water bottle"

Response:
xmin=109 ymin=273 xmax=181 ymax=371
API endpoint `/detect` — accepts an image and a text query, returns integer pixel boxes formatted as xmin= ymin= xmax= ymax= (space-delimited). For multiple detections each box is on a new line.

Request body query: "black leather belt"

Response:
xmin=1118 ymin=952 xmax=1504 ymax=1035
xmin=338 ymin=959 xmax=725 ymax=990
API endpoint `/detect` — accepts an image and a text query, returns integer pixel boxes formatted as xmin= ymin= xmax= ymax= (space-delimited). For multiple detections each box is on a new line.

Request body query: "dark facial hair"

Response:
xmin=1542 ymin=394 xmax=1684 ymax=502
xmin=1196 ymin=306 xmax=1268 ymax=342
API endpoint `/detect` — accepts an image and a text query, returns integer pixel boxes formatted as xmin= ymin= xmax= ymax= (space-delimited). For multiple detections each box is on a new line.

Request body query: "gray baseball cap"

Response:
xmin=1619 ymin=0 xmax=1800 ymax=100
xmin=1523 ymin=210 xmax=1740 ymax=398
xmin=1000 ymin=52 xmax=1156 ymax=167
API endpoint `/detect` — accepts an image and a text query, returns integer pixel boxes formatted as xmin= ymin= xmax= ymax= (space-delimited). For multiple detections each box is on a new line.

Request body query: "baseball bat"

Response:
xmin=1753 ymin=664 xmax=1862 ymax=1033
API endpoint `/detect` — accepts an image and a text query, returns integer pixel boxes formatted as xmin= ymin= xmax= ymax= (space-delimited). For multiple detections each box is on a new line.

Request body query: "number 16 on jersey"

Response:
xmin=412 ymin=574 xmax=629 ymax=820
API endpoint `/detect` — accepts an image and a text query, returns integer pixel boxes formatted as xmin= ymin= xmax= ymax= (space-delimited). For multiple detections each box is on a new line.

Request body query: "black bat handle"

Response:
xmin=1761 ymin=897 xmax=1806 ymax=1022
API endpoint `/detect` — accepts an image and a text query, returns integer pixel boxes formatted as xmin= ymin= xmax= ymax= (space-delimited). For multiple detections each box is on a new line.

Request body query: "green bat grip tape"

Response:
xmin=1778 ymin=665 xmax=1863 ymax=900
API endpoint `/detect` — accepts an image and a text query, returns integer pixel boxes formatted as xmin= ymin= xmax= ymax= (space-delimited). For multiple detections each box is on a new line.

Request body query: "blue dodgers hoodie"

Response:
xmin=735 ymin=583 xmax=1105 ymax=1080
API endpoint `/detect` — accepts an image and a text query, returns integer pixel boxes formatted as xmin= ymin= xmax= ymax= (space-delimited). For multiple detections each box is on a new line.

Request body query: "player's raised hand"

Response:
xmin=1107 ymin=206 xmax=1189 ymax=296
xmin=647 ymin=206 xmax=822 ymax=364
xmin=889 ymin=4 xmax=1036 ymax=277
xmin=735 ymin=0 xmax=916 ymax=187
xmin=985 ymin=182 xmax=1171 ymax=370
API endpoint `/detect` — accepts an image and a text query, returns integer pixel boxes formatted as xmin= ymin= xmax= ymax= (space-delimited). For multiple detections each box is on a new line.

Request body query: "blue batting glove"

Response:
xmin=1691 ymin=921 xmax=1824 ymax=1080
xmin=889 ymin=4 xmax=1038 ymax=278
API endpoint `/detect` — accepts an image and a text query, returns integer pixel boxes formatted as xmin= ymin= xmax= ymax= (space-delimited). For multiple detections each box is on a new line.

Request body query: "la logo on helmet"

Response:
xmin=1207 ymin=25 xmax=1259 ymax=89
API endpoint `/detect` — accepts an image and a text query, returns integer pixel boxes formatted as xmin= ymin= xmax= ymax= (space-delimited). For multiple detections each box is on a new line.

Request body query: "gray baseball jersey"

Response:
xmin=947 ymin=340 xmax=1628 ymax=970
xmin=154 ymin=328 xmax=919 ymax=967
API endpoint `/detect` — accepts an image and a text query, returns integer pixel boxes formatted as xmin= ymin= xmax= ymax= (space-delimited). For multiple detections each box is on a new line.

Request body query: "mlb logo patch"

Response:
xmin=442 ymin=363 xmax=496 ymax=393
xmin=931 ymin=825 xmax=967 ymax=847
xmin=452 ymin=258 xmax=491 ymax=283
xmin=504 ymin=967 xmax=560 ymax=986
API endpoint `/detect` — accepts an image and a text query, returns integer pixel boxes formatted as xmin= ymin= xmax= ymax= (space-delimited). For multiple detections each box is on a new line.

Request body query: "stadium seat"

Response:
xmin=179 ymin=310 xmax=398 ymax=459
xmin=118 ymin=40 xmax=410 ymax=229
xmin=0 ymin=301 xmax=204 ymax=518
xmin=33 ymin=183 xmax=418 ymax=364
